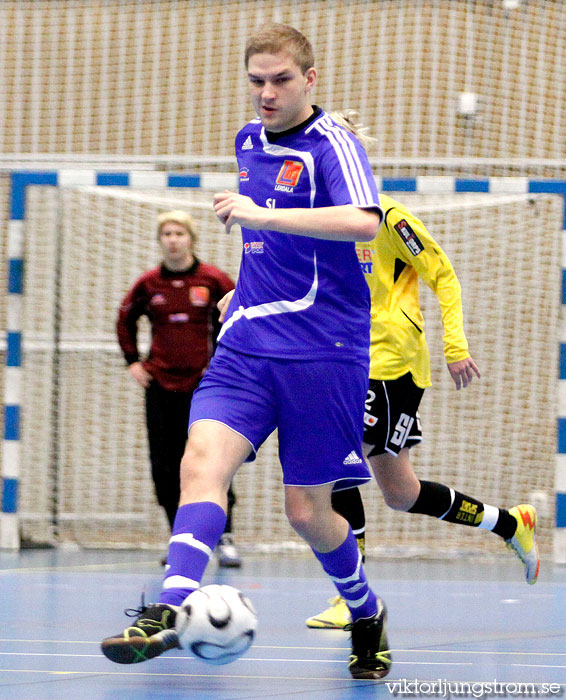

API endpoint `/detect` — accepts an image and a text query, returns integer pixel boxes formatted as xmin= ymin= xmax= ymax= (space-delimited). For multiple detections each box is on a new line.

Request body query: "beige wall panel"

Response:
xmin=0 ymin=0 xmax=564 ymax=165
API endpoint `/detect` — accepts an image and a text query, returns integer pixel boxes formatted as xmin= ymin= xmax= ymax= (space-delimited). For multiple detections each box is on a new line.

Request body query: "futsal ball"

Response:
xmin=176 ymin=584 xmax=257 ymax=665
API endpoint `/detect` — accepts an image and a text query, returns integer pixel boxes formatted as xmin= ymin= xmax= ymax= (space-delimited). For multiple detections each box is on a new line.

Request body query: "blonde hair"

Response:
xmin=245 ymin=23 xmax=314 ymax=73
xmin=157 ymin=210 xmax=197 ymax=242
xmin=329 ymin=110 xmax=376 ymax=151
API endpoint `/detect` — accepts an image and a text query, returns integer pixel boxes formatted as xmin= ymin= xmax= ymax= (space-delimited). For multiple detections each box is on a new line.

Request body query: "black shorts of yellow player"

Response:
xmin=363 ymin=372 xmax=424 ymax=458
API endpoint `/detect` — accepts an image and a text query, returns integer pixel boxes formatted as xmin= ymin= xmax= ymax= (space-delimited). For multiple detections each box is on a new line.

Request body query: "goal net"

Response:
xmin=19 ymin=186 xmax=561 ymax=557
xmin=1 ymin=1 xmax=565 ymax=178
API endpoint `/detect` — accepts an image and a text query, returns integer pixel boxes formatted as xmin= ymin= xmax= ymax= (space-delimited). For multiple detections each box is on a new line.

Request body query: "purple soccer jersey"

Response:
xmin=189 ymin=108 xmax=381 ymax=485
xmin=218 ymin=108 xmax=381 ymax=365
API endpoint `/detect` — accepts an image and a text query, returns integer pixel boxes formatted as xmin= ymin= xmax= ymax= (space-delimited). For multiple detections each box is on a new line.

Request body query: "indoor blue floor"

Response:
xmin=0 ymin=549 xmax=563 ymax=700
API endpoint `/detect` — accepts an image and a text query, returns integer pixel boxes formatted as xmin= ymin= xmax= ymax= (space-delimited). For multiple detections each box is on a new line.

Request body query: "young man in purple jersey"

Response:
xmin=101 ymin=24 xmax=390 ymax=680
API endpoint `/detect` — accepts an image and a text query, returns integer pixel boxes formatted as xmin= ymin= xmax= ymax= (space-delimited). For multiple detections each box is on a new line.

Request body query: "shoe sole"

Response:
xmin=305 ymin=617 xmax=351 ymax=630
xmin=349 ymin=650 xmax=392 ymax=680
xmin=101 ymin=634 xmax=179 ymax=664
xmin=306 ymin=618 xmax=349 ymax=629
xmin=218 ymin=560 xmax=242 ymax=568
xmin=350 ymin=665 xmax=391 ymax=680
xmin=529 ymin=544 xmax=541 ymax=585
xmin=529 ymin=511 xmax=540 ymax=585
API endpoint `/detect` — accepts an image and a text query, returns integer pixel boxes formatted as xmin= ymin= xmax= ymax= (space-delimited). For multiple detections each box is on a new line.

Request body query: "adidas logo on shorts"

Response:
xmin=343 ymin=451 xmax=363 ymax=465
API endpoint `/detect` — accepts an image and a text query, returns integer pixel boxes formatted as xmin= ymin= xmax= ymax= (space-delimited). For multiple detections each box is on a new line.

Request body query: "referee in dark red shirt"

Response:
xmin=116 ymin=210 xmax=240 ymax=567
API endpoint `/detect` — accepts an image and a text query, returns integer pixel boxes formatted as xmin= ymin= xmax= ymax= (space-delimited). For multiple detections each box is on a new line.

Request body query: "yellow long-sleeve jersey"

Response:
xmin=356 ymin=194 xmax=470 ymax=388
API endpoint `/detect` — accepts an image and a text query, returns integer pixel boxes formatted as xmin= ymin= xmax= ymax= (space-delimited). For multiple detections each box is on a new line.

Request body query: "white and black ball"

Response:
xmin=176 ymin=584 xmax=257 ymax=665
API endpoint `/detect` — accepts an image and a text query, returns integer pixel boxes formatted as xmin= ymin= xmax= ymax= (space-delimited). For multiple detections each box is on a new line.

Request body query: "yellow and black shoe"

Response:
xmin=305 ymin=596 xmax=351 ymax=629
xmin=101 ymin=602 xmax=180 ymax=664
xmin=347 ymin=598 xmax=391 ymax=680
xmin=506 ymin=504 xmax=540 ymax=585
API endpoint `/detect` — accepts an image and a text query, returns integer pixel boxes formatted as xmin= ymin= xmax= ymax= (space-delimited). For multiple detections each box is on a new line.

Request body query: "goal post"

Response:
xmin=2 ymin=171 xmax=565 ymax=563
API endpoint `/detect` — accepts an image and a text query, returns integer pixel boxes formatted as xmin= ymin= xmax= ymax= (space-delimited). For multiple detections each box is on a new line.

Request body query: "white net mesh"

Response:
xmin=1 ymin=0 xmax=565 ymax=177
xmin=19 ymin=186 xmax=561 ymax=557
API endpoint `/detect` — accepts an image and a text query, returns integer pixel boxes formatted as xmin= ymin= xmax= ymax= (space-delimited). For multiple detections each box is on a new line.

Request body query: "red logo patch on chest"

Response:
xmin=276 ymin=160 xmax=304 ymax=187
xmin=190 ymin=286 xmax=210 ymax=306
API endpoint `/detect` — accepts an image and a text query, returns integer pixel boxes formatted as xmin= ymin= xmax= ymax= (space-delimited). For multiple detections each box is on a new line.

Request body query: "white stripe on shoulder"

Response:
xmin=328 ymin=121 xmax=375 ymax=205
xmin=312 ymin=116 xmax=375 ymax=207
xmin=316 ymin=115 xmax=373 ymax=205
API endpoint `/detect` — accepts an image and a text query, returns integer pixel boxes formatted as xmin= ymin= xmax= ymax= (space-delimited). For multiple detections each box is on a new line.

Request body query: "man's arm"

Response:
xmin=213 ymin=190 xmax=380 ymax=242
xmin=447 ymin=357 xmax=481 ymax=390
xmin=387 ymin=209 xmax=481 ymax=390
xmin=116 ymin=298 xmax=141 ymax=364
xmin=217 ymin=289 xmax=235 ymax=323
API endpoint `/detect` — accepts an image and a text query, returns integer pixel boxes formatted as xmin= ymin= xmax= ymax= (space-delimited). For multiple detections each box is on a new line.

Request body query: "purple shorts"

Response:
xmin=189 ymin=345 xmax=371 ymax=489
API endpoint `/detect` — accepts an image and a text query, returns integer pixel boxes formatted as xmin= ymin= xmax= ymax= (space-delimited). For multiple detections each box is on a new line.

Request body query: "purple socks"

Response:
xmin=159 ymin=501 xmax=227 ymax=606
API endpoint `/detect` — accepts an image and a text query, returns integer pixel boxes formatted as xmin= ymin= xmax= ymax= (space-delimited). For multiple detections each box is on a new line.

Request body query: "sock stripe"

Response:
xmin=344 ymin=581 xmax=365 ymax=594
xmin=329 ymin=550 xmax=362 ymax=585
xmin=169 ymin=532 xmax=213 ymax=557
xmin=344 ymin=590 xmax=369 ymax=608
xmin=478 ymin=503 xmax=499 ymax=530
xmin=163 ymin=574 xmax=200 ymax=590
xmin=313 ymin=530 xmax=377 ymax=622
xmin=439 ymin=487 xmax=456 ymax=520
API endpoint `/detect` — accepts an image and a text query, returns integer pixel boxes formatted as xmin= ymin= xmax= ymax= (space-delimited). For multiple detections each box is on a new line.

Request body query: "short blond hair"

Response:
xmin=245 ymin=23 xmax=314 ymax=73
xmin=157 ymin=210 xmax=197 ymax=242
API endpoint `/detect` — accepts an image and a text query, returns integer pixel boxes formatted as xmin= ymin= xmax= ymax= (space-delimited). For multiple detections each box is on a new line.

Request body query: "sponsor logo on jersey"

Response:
xmin=244 ymin=241 xmax=264 ymax=254
xmin=239 ymin=167 xmax=249 ymax=182
xmin=343 ymin=450 xmax=363 ymax=465
xmin=190 ymin=286 xmax=210 ymax=306
xmin=150 ymin=293 xmax=167 ymax=305
xmin=357 ymin=246 xmax=374 ymax=274
xmin=242 ymin=135 xmax=253 ymax=150
xmin=168 ymin=312 xmax=189 ymax=322
xmin=275 ymin=160 xmax=303 ymax=192
xmin=394 ymin=219 xmax=424 ymax=256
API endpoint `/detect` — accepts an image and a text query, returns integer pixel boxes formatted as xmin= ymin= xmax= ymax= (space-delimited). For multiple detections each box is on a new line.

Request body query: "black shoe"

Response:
xmin=347 ymin=598 xmax=391 ymax=679
xmin=217 ymin=534 xmax=242 ymax=568
xmin=101 ymin=601 xmax=180 ymax=664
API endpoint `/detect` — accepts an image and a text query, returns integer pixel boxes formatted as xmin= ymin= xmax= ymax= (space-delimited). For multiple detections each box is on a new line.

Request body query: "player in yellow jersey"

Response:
xmin=305 ymin=191 xmax=540 ymax=630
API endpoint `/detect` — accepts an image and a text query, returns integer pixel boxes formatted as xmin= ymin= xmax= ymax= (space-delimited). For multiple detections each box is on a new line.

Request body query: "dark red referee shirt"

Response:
xmin=116 ymin=257 xmax=235 ymax=392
